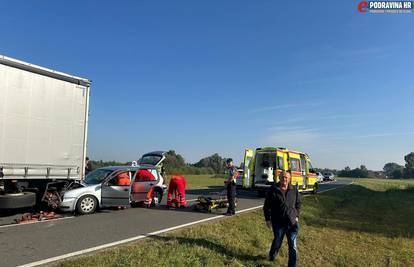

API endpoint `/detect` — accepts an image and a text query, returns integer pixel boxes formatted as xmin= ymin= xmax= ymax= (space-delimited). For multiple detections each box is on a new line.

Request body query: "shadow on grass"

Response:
xmin=304 ymin=183 xmax=414 ymax=238
xmin=150 ymin=235 xmax=267 ymax=262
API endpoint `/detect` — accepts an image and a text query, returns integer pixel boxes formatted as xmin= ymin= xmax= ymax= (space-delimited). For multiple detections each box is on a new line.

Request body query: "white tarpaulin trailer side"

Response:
xmin=0 ymin=55 xmax=90 ymax=180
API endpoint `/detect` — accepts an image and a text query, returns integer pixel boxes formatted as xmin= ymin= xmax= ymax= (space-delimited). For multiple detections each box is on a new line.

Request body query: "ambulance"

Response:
xmin=242 ymin=147 xmax=318 ymax=194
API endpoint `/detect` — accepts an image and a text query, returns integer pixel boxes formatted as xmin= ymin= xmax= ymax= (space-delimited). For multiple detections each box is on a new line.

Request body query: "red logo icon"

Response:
xmin=358 ymin=1 xmax=368 ymax=12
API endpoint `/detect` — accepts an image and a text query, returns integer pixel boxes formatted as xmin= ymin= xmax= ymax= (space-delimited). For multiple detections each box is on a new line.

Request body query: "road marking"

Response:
xmin=3 ymin=183 xmax=347 ymax=230
xmin=317 ymin=182 xmax=353 ymax=194
xmin=18 ymin=182 xmax=352 ymax=267
xmin=17 ymin=205 xmax=263 ymax=267
xmin=0 ymin=216 xmax=75 ymax=229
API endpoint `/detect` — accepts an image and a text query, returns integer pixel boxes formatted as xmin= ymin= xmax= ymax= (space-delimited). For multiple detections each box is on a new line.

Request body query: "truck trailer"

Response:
xmin=0 ymin=55 xmax=90 ymax=209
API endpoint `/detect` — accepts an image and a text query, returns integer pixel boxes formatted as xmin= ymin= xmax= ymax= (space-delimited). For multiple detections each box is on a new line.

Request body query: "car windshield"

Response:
xmin=84 ymin=169 xmax=112 ymax=185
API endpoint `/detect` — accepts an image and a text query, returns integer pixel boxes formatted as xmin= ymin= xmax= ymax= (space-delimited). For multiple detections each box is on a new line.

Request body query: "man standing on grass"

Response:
xmin=263 ymin=171 xmax=302 ymax=266
xmin=224 ymin=158 xmax=238 ymax=216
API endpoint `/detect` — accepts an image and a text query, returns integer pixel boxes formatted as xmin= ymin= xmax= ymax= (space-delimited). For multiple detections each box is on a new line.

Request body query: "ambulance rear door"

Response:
xmin=275 ymin=150 xmax=287 ymax=183
xmin=287 ymin=152 xmax=303 ymax=187
xmin=242 ymin=148 xmax=255 ymax=189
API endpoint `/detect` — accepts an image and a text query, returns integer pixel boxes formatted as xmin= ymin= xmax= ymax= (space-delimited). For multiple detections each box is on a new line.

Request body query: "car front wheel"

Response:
xmin=76 ymin=195 xmax=98 ymax=215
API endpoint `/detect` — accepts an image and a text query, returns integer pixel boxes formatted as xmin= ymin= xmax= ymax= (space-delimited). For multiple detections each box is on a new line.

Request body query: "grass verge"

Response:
xmin=165 ymin=174 xmax=226 ymax=189
xmin=54 ymin=179 xmax=414 ymax=267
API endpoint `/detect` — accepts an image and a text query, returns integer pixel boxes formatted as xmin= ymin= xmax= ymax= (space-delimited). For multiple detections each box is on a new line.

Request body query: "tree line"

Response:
xmin=338 ymin=152 xmax=414 ymax=179
xmin=162 ymin=150 xmax=228 ymax=175
xmin=89 ymin=150 xmax=229 ymax=175
xmin=89 ymin=151 xmax=414 ymax=179
xmin=382 ymin=152 xmax=414 ymax=179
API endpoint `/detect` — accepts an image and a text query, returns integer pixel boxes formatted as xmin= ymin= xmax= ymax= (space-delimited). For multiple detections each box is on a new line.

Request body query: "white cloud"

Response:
xmin=330 ymin=131 xmax=414 ymax=139
xmin=263 ymin=128 xmax=320 ymax=150
xmin=249 ymin=102 xmax=323 ymax=113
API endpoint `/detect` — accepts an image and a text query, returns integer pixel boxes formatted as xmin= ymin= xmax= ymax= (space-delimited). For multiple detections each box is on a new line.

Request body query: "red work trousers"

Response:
xmin=167 ymin=175 xmax=186 ymax=207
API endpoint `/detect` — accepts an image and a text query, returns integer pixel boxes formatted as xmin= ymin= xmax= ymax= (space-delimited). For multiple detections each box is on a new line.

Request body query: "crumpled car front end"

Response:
xmin=60 ymin=183 xmax=101 ymax=212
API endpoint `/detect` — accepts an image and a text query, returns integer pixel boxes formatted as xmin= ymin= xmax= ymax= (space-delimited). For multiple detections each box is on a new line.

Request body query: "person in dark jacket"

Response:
xmin=224 ymin=158 xmax=238 ymax=216
xmin=85 ymin=157 xmax=92 ymax=176
xmin=263 ymin=171 xmax=302 ymax=266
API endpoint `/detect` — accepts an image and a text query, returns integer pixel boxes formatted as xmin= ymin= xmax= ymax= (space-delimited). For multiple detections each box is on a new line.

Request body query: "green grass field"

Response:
xmin=54 ymin=178 xmax=414 ymax=267
xmin=165 ymin=174 xmax=226 ymax=189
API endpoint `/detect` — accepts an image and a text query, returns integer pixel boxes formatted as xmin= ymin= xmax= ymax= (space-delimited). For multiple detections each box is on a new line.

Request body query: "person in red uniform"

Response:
xmin=114 ymin=172 xmax=130 ymax=210
xmin=116 ymin=172 xmax=130 ymax=186
xmin=167 ymin=175 xmax=187 ymax=208
xmin=135 ymin=169 xmax=156 ymax=182
xmin=132 ymin=169 xmax=157 ymax=207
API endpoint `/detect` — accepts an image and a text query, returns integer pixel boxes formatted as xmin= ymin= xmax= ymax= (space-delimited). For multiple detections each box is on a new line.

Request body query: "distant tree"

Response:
xmin=355 ymin=166 xmax=369 ymax=178
xmin=152 ymin=150 xmax=215 ymax=175
xmin=360 ymin=165 xmax=367 ymax=171
xmin=89 ymin=160 xmax=129 ymax=170
xmin=87 ymin=151 xmax=224 ymax=175
xmin=404 ymin=152 xmax=414 ymax=178
xmin=163 ymin=150 xmax=187 ymax=173
xmin=194 ymin=153 xmax=226 ymax=174
xmin=338 ymin=167 xmax=351 ymax=177
xmin=338 ymin=165 xmax=370 ymax=178
xmin=383 ymin=162 xmax=404 ymax=178
xmin=392 ymin=169 xmax=404 ymax=179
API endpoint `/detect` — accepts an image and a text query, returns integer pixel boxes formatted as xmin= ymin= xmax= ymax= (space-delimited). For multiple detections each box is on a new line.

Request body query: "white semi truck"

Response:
xmin=0 ymin=55 xmax=91 ymax=209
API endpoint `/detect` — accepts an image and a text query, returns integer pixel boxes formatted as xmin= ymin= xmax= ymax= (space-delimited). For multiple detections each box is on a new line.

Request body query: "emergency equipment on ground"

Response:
xmin=194 ymin=191 xmax=237 ymax=213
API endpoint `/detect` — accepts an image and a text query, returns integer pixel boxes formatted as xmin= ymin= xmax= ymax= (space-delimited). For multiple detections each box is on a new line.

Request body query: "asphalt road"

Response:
xmin=0 ymin=178 xmax=352 ymax=267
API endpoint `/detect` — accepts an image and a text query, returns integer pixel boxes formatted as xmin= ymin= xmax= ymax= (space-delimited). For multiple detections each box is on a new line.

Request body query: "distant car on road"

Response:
xmin=316 ymin=172 xmax=324 ymax=183
xmin=323 ymin=172 xmax=335 ymax=181
xmin=60 ymin=152 xmax=167 ymax=215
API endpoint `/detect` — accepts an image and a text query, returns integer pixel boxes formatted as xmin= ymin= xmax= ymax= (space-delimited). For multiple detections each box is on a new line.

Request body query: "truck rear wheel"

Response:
xmin=0 ymin=192 xmax=36 ymax=209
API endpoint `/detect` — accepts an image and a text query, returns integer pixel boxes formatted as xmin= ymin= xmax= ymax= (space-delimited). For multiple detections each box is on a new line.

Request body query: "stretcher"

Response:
xmin=194 ymin=191 xmax=237 ymax=213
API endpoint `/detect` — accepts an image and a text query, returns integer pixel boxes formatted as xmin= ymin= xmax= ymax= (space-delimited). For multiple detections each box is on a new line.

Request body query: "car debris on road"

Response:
xmin=15 ymin=211 xmax=63 ymax=224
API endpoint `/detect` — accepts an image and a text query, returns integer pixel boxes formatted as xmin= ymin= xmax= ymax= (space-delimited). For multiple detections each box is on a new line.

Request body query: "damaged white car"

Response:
xmin=59 ymin=151 xmax=167 ymax=214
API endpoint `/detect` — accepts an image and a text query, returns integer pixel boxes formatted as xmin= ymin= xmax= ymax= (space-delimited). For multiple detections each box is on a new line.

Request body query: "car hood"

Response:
xmin=63 ymin=183 xmax=101 ymax=199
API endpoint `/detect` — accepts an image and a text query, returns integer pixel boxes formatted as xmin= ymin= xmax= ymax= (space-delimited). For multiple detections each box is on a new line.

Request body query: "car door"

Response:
xmin=101 ymin=171 xmax=131 ymax=207
xmin=131 ymin=169 xmax=159 ymax=202
xmin=242 ymin=148 xmax=254 ymax=189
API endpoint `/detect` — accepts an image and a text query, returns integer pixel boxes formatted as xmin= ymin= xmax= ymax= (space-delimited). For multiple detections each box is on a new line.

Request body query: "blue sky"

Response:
xmin=1 ymin=1 xmax=413 ymax=170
